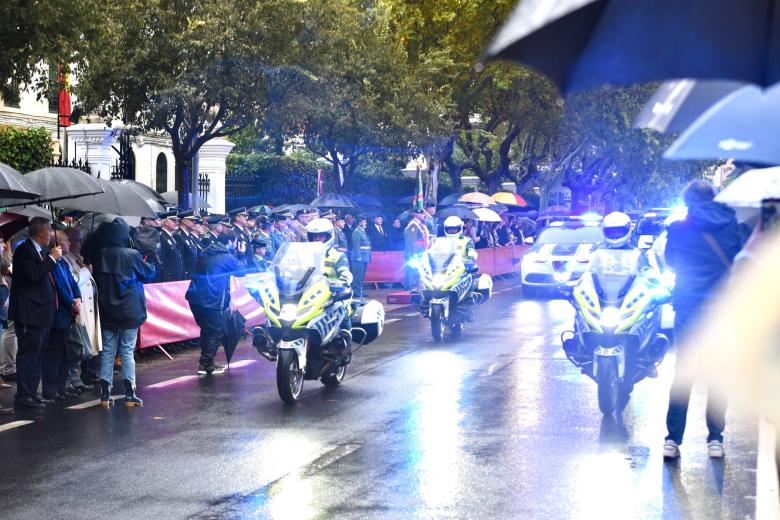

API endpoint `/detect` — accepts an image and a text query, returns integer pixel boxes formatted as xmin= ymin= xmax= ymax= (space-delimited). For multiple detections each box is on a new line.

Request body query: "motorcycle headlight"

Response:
xmin=280 ymin=303 xmax=297 ymax=322
xmin=432 ymin=273 xmax=446 ymax=288
xmin=599 ymin=307 xmax=621 ymax=329
xmin=661 ymin=271 xmax=676 ymax=290
xmin=554 ymin=271 xmax=572 ymax=283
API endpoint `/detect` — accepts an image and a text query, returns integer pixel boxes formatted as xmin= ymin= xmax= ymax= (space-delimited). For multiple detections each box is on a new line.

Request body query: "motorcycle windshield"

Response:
xmin=272 ymin=242 xmax=327 ymax=297
xmin=589 ymin=249 xmax=641 ymax=303
xmin=426 ymin=237 xmax=459 ymax=272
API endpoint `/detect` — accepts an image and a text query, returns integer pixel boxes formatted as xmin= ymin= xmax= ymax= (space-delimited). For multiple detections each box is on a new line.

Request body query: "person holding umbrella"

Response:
xmin=350 ymin=215 xmax=371 ymax=298
xmin=185 ymin=230 xmax=246 ymax=375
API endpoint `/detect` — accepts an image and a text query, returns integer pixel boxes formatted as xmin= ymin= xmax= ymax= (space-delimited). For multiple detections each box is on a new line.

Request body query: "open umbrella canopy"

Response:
xmin=24 ymin=167 xmax=104 ymax=204
xmin=52 ymin=178 xmax=158 ymax=217
xmin=0 ymin=162 xmax=41 ymax=200
xmin=272 ymin=203 xmax=312 ymax=215
xmin=395 ymin=195 xmax=415 ymax=205
xmin=633 ymin=79 xmax=746 ymax=133
xmin=664 ymin=84 xmax=780 ymax=165
xmin=247 ymin=205 xmax=273 ymax=216
xmin=716 ymin=167 xmax=780 ymax=208
xmin=482 ymin=0 xmax=780 ymax=93
xmin=0 ymin=212 xmax=32 ymax=241
xmin=458 ymin=192 xmax=494 ymax=205
xmin=491 ymin=192 xmax=528 ymax=207
xmin=436 ymin=205 xmax=479 ymax=220
xmin=161 ymin=191 xmax=210 ymax=209
xmin=349 ymin=194 xmax=383 ymax=208
xmin=77 ymin=212 xmax=142 ymax=229
xmin=438 ymin=193 xmax=464 ymax=207
xmin=310 ymin=193 xmax=357 ymax=209
xmin=118 ymin=179 xmax=167 ymax=204
xmin=473 ymin=207 xmax=503 ymax=222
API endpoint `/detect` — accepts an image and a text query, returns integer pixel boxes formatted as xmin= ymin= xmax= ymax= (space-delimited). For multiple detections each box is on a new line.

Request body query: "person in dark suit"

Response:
xmin=367 ymin=215 xmax=389 ymax=251
xmin=9 ymin=217 xmax=62 ymax=408
xmin=41 ymin=230 xmax=81 ymax=401
xmin=158 ymin=211 xmax=184 ymax=282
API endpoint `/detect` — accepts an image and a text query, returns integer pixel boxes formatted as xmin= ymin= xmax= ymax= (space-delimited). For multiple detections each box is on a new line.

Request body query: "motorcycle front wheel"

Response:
xmin=597 ymin=356 xmax=619 ymax=415
xmin=277 ymin=349 xmax=304 ymax=404
xmin=321 ymin=364 xmax=347 ymax=388
xmin=431 ymin=306 xmax=446 ymax=343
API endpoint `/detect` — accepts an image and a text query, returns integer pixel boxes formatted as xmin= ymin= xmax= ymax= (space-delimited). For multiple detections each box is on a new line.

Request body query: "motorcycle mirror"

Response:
xmin=524 ymin=236 xmax=534 ymax=245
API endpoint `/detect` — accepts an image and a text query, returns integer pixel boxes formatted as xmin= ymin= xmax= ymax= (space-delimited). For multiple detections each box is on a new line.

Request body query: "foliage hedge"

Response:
xmin=0 ymin=125 xmax=53 ymax=173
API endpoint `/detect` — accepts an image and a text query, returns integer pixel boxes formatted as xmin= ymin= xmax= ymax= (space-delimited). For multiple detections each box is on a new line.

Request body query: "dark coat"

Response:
xmin=664 ymin=201 xmax=741 ymax=315
xmin=387 ymin=226 xmax=404 ymax=251
xmin=175 ymin=229 xmax=200 ymax=279
xmin=51 ymin=259 xmax=81 ymax=330
xmin=367 ymin=223 xmax=389 ymax=251
xmin=95 ymin=219 xmax=157 ymax=330
xmin=159 ymin=229 xmax=184 ymax=282
xmin=185 ymin=244 xmax=245 ymax=310
xmin=9 ymin=239 xmax=57 ymax=328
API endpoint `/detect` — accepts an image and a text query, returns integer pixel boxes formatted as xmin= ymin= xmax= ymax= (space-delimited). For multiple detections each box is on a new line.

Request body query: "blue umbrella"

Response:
xmin=664 ymin=84 xmax=780 ymax=165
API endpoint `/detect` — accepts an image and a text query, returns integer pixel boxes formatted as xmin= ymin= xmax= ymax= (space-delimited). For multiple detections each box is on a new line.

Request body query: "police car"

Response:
xmin=520 ymin=218 xmax=604 ymax=298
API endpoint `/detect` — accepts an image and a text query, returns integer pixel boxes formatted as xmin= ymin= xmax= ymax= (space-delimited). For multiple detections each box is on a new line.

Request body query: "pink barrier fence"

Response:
xmin=138 ymin=246 xmax=527 ymax=348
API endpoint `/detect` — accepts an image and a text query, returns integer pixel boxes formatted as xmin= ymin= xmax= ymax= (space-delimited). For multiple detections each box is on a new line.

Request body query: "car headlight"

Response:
xmin=279 ymin=303 xmax=297 ymax=322
xmin=523 ymin=252 xmax=537 ymax=263
xmin=432 ymin=273 xmax=446 ymax=288
xmin=554 ymin=271 xmax=572 ymax=283
xmin=599 ymin=307 xmax=621 ymax=329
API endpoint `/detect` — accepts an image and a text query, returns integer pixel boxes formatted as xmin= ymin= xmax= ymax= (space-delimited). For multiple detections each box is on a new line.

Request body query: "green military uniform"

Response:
xmin=350 ymin=225 xmax=371 ymax=298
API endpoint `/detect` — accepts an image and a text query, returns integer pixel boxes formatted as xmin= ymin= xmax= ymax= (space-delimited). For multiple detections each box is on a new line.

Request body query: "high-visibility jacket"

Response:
xmin=452 ymin=235 xmax=478 ymax=262
xmin=324 ymin=246 xmax=353 ymax=285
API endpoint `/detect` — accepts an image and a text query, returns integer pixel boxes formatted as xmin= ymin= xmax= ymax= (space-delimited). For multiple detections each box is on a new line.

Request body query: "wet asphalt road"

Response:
xmin=0 ymin=279 xmax=760 ymax=519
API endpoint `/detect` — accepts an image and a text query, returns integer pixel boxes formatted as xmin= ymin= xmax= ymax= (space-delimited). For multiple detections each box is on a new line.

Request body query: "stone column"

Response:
xmin=197 ymin=137 xmax=234 ymax=215
xmin=68 ymin=123 xmax=124 ymax=179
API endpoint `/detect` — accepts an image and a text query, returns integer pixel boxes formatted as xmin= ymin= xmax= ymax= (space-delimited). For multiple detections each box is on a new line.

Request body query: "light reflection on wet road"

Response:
xmin=0 ymin=280 xmax=759 ymax=519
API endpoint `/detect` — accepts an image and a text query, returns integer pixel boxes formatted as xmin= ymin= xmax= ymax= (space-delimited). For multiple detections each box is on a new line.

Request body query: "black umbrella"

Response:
xmin=633 ymin=79 xmax=746 ymax=133
xmin=222 ymin=309 xmax=246 ymax=365
xmin=24 ymin=167 xmax=104 ymax=204
xmin=161 ymin=190 xmax=210 ymax=209
xmin=436 ymin=205 xmax=479 ymax=220
xmin=272 ymin=203 xmax=313 ymax=215
xmin=482 ymin=0 xmax=780 ymax=93
xmin=395 ymin=195 xmax=415 ymax=205
xmin=118 ymin=179 xmax=168 ymax=204
xmin=350 ymin=194 xmax=383 ymax=208
xmin=0 ymin=162 xmax=41 ymax=201
xmin=310 ymin=193 xmax=357 ymax=209
xmin=438 ymin=193 xmax=464 ymax=207
xmin=53 ymin=178 xmax=158 ymax=217
xmin=248 ymin=205 xmax=273 ymax=216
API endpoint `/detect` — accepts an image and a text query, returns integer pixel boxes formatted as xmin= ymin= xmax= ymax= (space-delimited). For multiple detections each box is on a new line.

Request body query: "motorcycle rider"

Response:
xmin=600 ymin=211 xmax=652 ymax=270
xmin=443 ymin=216 xmax=478 ymax=265
xmin=305 ymin=218 xmax=354 ymax=361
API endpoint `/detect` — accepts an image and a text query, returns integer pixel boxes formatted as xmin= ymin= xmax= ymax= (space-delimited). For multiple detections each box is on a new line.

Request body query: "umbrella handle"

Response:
xmin=50 ymin=207 xmax=58 ymax=246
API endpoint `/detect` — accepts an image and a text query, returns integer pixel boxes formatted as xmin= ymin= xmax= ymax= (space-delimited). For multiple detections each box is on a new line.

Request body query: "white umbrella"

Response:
xmin=472 ymin=207 xmax=502 ymax=222
xmin=716 ymin=167 xmax=780 ymax=208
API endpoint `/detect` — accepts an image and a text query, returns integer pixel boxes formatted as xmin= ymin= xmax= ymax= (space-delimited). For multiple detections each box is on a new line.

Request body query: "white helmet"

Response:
xmin=443 ymin=216 xmax=464 ymax=237
xmin=601 ymin=211 xmax=632 ymax=248
xmin=305 ymin=218 xmax=334 ymax=248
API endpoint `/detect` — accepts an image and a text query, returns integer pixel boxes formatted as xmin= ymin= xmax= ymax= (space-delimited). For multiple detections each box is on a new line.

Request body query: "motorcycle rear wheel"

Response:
xmin=597 ymin=357 xmax=619 ymax=415
xmin=431 ymin=307 xmax=446 ymax=343
xmin=277 ymin=349 xmax=304 ymax=404
xmin=321 ymin=364 xmax=347 ymax=388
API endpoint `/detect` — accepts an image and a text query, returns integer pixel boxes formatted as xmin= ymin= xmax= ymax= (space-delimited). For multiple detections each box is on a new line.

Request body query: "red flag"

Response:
xmin=57 ymin=65 xmax=72 ymax=127
xmin=317 ymin=168 xmax=324 ymax=197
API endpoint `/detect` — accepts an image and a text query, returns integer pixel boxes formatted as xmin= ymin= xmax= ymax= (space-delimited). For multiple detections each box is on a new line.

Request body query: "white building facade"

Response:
xmin=0 ymin=83 xmax=230 ymax=213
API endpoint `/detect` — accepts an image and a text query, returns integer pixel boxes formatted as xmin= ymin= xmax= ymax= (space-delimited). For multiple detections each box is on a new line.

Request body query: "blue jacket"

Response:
xmin=186 ymin=244 xmax=246 ymax=310
xmin=51 ymin=259 xmax=81 ymax=330
xmin=665 ymin=201 xmax=741 ymax=316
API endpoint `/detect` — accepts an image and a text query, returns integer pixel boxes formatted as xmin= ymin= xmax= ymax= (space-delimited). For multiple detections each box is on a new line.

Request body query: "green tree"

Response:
xmin=76 ymin=0 xmax=305 ymax=208
xmin=0 ymin=126 xmax=53 ymax=173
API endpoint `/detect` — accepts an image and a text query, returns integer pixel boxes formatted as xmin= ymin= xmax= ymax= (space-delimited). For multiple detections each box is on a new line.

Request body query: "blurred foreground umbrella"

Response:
xmin=473 ymin=207 xmax=503 ymax=222
xmin=715 ymin=167 xmax=780 ymax=222
xmin=0 ymin=163 xmax=41 ymax=202
xmin=458 ymin=192 xmax=494 ymax=205
xmin=634 ymin=79 xmax=746 ymax=133
xmin=491 ymin=192 xmax=528 ymax=207
xmin=0 ymin=212 xmax=32 ymax=241
xmin=24 ymin=167 xmax=104 ymax=204
xmin=53 ymin=178 xmax=157 ymax=217
xmin=438 ymin=193 xmax=464 ymax=207
xmin=482 ymin=0 xmax=780 ymax=93
xmin=161 ymin=191 xmax=210 ymax=209
xmin=310 ymin=193 xmax=357 ymax=209
xmin=665 ymin=84 xmax=780 ymax=165
xmin=436 ymin=206 xmax=479 ymax=220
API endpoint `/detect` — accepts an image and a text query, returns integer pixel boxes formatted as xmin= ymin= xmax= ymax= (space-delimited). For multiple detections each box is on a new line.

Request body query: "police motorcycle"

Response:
xmin=410 ymin=217 xmax=493 ymax=342
xmin=248 ymin=220 xmax=385 ymax=403
xmin=561 ymin=212 xmax=672 ymax=415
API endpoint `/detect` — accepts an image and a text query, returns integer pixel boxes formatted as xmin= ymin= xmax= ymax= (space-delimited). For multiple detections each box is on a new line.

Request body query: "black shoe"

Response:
xmin=15 ymin=397 xmax=44 ymax=409
xmin=2 ymin=373 xmax=17 ymax=382
xmin=123 ymin=380 xmax=143 ymax=407
xmin=197 ymin=365 xmax=225 ymax=376
xmin=65 ymin=387 xmax=81 ymax=396
xmin=74 ymin=383 xmax=91 ymax=393
xmin=42 ymin=393 xmax=66 ymax=402
xmin=100 ymin=380 xmax=114 ymax=407
xmin=35 ymin=396 xmax=54 ymax=404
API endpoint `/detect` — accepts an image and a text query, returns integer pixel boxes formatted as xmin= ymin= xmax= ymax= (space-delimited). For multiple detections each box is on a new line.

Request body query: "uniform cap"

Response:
xmin=229 ymin=207 xmax=248 ymax=218
xmin=271 ymin=212 xmax=291 ymax=221
xmin=251 ymin=237 xmax=267 ymax=248
xmin=158 ymin=210 xmax=179 ymax=220
xmin=295 ymin=208 xmax=317 ymax=217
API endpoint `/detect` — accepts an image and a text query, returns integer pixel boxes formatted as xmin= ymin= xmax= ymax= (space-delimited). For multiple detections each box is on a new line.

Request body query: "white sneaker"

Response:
xmin=663 ymin=439 xmax=680 ymax=460
xmin=707 ymin=440 xmax=724 ymax=459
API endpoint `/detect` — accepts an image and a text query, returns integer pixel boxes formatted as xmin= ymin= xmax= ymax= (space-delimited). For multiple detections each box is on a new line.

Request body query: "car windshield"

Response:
xmin=589 ymin=249 xmax=641 ymax=302
xmin=272 ymin=242 xmax=326 ymax=296
xmin=427 ymin=237 xmax=459 ymax=272
xmin=537 ymin=226 xmax=604 ymax=245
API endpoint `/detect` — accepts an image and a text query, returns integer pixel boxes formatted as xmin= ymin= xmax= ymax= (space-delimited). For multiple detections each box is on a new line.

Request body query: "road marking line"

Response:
xmin=403 ymin=312 xmax=418 ymax=317
xmin=226 ymin=359 xmax=257 ymax=369
xmin=756 ymin=416 xmax=779 ymax=520
xmin=146 ymin=375 xmax=197 ymax=389
xmin=385 ymin=318 xmax=401 ymax=324
xmin=67 ymin=396 xmax=125 ymax=409
xmin=0 ymin=420 xmax=34 ymax=432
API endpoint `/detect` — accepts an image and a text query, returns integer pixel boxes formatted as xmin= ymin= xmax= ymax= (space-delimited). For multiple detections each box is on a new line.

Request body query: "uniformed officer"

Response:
xmin=200 ymin=215 xmax=224 ymax=249
xmin=255 ymin=216 xmax=275 ymax=261
xmin=229 ymin=207 xmax=252 ymax=265
xmin=404 ymin=208 xmax=430 ymax=289
xmin=270 ymin=211 xmax=291 ymax=253
xmin=350 ymin=215 xmax=372 ymax=298
xmin=158 ymin=210 xmax=184 ymax=282
xmin=247 ymin=238 xmax=270 ymax=272
xmin=289 ymin=208 xmax=317 ymax=242
xmin=326 ymin=212 xmax=348 ymax=253
xmin=442 ymin=216 xmax=478 ymax=262
xmin=175 ymin=210 xmax=203 ymax=279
